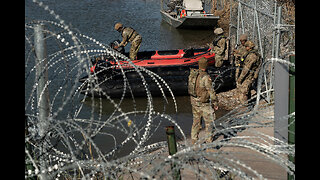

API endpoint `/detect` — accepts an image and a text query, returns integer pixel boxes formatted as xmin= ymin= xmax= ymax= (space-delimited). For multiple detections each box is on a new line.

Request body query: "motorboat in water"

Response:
xmin=160 ymin=0 xmax=219 ymax=29
xmin=79 ymin=41 xmax=234 ymax=98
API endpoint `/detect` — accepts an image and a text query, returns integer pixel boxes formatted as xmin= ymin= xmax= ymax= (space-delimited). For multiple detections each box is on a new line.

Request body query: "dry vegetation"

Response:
xmin=211 ymin=0 xmax=295 ymax=35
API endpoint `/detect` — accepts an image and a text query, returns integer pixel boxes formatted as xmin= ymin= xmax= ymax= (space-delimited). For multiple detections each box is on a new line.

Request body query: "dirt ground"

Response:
xmin=122 ymin=105 xmax=288 ymax=180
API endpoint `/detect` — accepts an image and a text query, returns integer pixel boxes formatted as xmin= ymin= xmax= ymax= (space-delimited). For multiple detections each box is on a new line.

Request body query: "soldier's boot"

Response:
xmin=204 ymin=136 xmax=216 ymax=153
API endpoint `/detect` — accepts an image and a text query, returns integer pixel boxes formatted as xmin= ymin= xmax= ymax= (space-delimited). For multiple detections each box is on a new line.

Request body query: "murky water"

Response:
xmin=25 ymin=0 xmax=215 ymax=51
xmin=25 ymin=0 xmax=226 ymax=158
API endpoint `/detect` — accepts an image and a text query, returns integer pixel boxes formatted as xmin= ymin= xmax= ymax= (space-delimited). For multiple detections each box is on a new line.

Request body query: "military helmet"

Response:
xmin=198 ymin=57 xmax=208 ymax=69
xmin=114 ymin=23 xmax=123 ymax=31
xmin=239 ymin=34 xmax=248 ymax=41
xmin=214 ymin=28 xmax=224 ymax=35
xmin=244 ymin=40 xmax=255 ymax=49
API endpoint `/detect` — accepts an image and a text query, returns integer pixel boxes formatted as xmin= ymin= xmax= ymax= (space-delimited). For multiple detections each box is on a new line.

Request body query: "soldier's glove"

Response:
xmin=211 ymin=102 xmax=219 ymax=111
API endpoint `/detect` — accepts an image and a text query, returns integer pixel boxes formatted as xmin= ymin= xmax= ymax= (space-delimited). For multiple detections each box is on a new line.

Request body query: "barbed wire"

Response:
xmin=25 ymin=0 xmax=294 ymax=179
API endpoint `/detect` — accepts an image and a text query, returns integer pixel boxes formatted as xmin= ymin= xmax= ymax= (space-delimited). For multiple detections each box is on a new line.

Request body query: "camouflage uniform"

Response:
xmin=236 ymin=41 xmax=262 ymax=104
xmin=234 ymin=46 xmax=248 ymax=81
xmin=210 ymin=28 xmax=227 ymax=67
xmin=213 ymin=37 xmax=226 ymax=67
xmin=233 ymin=34 xmax=248 ymax=81
xmin=188 ymin=58 xmax=218 ymax=143
xmin=119 ymin=27 xmax=142 ymax=60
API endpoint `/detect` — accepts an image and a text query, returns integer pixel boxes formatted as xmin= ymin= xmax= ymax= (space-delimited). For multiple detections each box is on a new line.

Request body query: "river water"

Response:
xmin=25 ymin=0 xmax=216 ymax=51
xmin=25 ymin=0 xmax=227 ymax=158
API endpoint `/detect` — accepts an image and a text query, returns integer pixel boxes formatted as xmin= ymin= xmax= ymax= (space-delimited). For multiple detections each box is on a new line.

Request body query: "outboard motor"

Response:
xmin=110 ymin=39 xmax=125 ymax=54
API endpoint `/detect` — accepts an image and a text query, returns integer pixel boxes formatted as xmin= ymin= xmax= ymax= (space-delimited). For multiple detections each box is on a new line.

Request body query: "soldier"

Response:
xmin=114 ymin=22 xmax=142 ymax=60
xmin=211 ymin=28 xmax=227 ymax=67
xmin=166 ymin=0 xmax=182 ymax=13
xmin=188 ymin=57 xmax=219 ymax=144
xmin=233 ymin=34 xmax=248 ymax=81
xmin=236 ymin=41 xmax=262 ymax=104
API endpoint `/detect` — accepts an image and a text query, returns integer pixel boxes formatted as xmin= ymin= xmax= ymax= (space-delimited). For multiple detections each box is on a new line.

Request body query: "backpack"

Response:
xmin=188 ymin=68 xmax=201 ymax=97
xmin=188 ymin=68 xmax=206 ymax=97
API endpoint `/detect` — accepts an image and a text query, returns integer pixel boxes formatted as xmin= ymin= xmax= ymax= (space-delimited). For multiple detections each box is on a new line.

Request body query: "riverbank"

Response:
xmin=120 ymin=103 xmax=287 ymax=179
xmin=216 ymin=87 xmax=259 ymax=111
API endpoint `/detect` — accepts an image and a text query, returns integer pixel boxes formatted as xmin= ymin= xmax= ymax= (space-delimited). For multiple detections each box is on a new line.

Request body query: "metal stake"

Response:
xmin=166 ymin=126 xmax=181 ymax=180
xmin=288 ymin=55 xmax=295 ymax=180
xmin=273 ymin=6 xmax=288 ymax=144
xmin=34 ymin=23 xmax=50 ymax=180
xmin=35 ymin=23 xmax=50 ymax=137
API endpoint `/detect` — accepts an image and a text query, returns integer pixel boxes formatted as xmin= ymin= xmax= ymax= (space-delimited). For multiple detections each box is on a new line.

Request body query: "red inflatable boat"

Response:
xmin=90 ymin=47 xmax=215 ymax=72
xmin=79 ymin=45 xmax=237 ymax=98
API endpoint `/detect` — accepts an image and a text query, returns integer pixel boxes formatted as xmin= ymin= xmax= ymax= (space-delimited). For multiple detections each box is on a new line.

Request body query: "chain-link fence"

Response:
xmin=228 ymin=0 xmax=295 ymax=104
xmin=25 ymin=0 xmax=295 ymax=179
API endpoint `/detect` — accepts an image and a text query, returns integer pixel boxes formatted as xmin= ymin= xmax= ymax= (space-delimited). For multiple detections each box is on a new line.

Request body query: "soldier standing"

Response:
xmin=114 ymin=22 xmax=142 ymax=60
xmin=236 ymin=41 xmax=262 ymax=104
xmin=211 ymin=28 xmax=227 ymax=67
xmin=233 ymin=34 xmax=248 ymax=81
xmin=166 ymin=0 xmax=182 ymax=13
xmin=188 ymin=57 xmax=219 ymax=144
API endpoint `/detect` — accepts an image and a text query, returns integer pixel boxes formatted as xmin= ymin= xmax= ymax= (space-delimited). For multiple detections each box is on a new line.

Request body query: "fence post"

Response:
xmin=166 ymin=126 xmax=181 ymax=180
xmin=34 ymin=23 xmax=50 ymax=180
xmin=25 ymin=115 xmax=36 ymax=180
xmin=288 ymin=55 xmax=295 ymax=180
xmin=35 ymin=23 xmax=50 ymax=137
xmin=273 ymin=6 xmax=288 ymax=144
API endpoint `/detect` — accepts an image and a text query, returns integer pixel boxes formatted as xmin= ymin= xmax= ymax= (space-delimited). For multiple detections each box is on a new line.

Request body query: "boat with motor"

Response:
xmin=88 ymin=47 xmax=215 ymax=71
xmin=160 ymin=0 xmax=219 ymax=29
xmin=79 ymin=41 xmax=234 ymax=98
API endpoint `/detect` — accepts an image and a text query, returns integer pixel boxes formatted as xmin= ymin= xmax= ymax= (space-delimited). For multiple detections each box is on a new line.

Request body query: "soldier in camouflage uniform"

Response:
xmin=233 ymin=34 xmax=248 ymax=81
xmin=188 ymin=57 xmax=219 ymax=144
xmin=114 ymin=23 xmax=142 ymax=60
xmin=210 ymin=28 xmax=227 ymax=67
xmin=236 ymin=41 xmax=262 ymax=104
xmin=166 ymin=0 xmax=182 ymax=13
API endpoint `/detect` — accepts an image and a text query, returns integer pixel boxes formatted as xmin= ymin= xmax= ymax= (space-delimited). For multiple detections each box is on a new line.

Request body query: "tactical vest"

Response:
xmin=243 ymin=49 xmax=262 ymax=79
xmin=213 ymin=35 xmax=228 ymax=60
xmin=122 ymin=27 xmax=139 ymax=43
xmin=212 ymin=35 xmax=225 ymax=47
xmin=243 ymin=49 xmax=259 ymax=59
